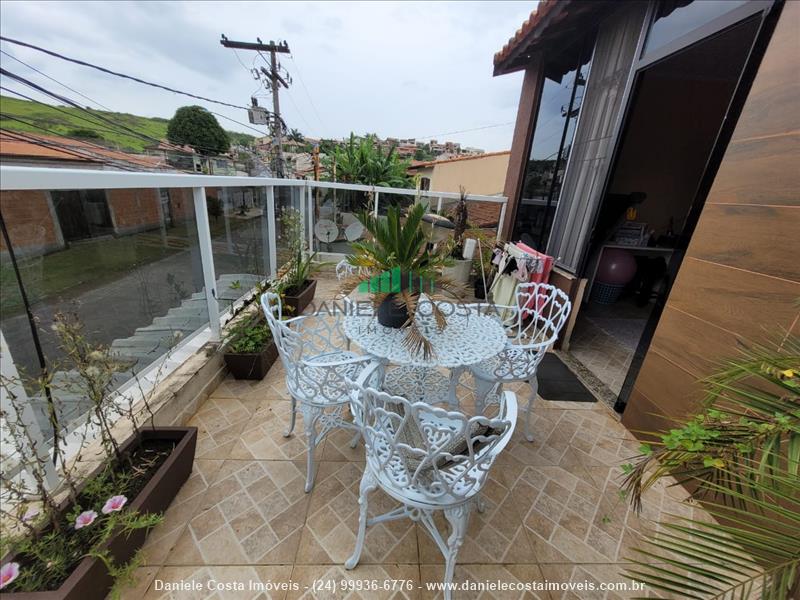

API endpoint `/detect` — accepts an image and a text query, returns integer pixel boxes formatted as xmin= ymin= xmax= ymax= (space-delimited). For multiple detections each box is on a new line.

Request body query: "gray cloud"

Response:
xmin=0 ymin=1 xmax=533 ymax=150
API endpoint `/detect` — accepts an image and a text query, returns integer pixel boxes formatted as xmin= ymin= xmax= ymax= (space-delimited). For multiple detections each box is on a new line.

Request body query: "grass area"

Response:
xmin=0 ymin=233 xmax=182 ymax=315
xmin=0 ymin=95 xmax=254 ymax=152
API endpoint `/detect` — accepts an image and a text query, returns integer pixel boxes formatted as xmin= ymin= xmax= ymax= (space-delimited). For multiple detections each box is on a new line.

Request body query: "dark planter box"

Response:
xmin=224 ymin=340 xmax=279 ymax=380
xmin=282 ymin=279 xmax=317 ymax=315
xmin=2 ymin=427 xmax=197 ymax=600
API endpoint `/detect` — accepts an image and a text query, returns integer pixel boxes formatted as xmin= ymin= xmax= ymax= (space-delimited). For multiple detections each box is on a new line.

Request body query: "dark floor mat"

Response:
xmin=537 ymin=354 xmax=597 ymax=402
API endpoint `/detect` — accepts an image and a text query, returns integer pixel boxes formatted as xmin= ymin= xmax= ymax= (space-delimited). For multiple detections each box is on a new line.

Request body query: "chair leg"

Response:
xmin=345 ymin=470 xmax=377 ymax=569
xmin=283 ymin=395 xmax=297 ymax=438
xmin=349 ymin=430 xmax=360 ymax=449
xmin=474 ymin=377 xmax=494 ymax=414
xmin=303 ymin=406 xmax=322 ymax=493
xmin=525 ymin=377 xmax=538 ymax=442
xmin=442 ymin=503 xmax=471 ymax=600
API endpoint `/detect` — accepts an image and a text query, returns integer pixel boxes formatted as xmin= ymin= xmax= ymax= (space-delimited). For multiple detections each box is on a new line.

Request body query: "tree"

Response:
xmin=322 ymin=133 xmax=412 ymax=188
xmin=287 ymin=128 xmax=304 ymax=142
xmin=166 ymin=106 xmax=230 ymax=155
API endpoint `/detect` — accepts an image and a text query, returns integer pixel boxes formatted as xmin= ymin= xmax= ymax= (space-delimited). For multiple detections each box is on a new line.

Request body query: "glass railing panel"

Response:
xmin=0 ymin=186 xmax=209 ymax=445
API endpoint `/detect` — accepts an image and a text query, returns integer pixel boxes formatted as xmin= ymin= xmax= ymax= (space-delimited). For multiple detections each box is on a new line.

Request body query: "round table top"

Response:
xmin=343 ymin=311 xmax=507 ymax=368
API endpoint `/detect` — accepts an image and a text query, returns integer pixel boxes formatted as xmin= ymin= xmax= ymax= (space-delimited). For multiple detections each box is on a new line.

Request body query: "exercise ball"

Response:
xmin=597 ymin=248 xmax=636 ymax=285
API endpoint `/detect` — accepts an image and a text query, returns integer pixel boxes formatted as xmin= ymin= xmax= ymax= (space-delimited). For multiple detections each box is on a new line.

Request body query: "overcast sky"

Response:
xmin=0 ymin=1 xmax=535 ymax=151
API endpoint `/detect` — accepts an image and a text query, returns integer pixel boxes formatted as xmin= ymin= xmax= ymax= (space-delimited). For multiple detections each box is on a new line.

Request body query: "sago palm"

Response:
xmin=622 ymin=335 xmax=800 ymax=599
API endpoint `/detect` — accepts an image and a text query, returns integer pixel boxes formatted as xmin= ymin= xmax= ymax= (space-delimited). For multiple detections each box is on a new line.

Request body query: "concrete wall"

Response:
xmin=425 ymin=152 xmax=511 ymax=196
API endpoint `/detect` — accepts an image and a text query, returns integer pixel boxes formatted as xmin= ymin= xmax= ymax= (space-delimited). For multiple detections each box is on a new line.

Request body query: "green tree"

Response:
xmin=287 ymin=128 xmax=304 ymax=142
xmin=323 ymin=133 xmax=412 ymax=188
xmin=166 ymin=106 xmax=230 ymax=155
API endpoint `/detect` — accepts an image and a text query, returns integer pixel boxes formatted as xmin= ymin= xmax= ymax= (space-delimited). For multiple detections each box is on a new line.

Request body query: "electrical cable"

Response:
xmin=0 ymin=35 xmax=249 ymax=110
xmin=0 ymin=49 xmax=114 ymax=112
xmin=286 ymin=52 xmax=327 ymax=135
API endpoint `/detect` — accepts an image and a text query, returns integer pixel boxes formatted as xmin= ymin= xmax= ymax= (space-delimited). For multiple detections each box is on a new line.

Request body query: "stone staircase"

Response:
xmin=27 ymin=273 xmax=263 ymax=438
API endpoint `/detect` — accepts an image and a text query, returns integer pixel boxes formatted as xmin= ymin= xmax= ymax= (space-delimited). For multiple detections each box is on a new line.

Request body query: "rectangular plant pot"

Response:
xmin=2 ymin=426 xmax=197 ymax=600
xmin=224 ymin=340 xmax=279 ymax=380
xmin=282 ymin=279 xmax=317 ymax=315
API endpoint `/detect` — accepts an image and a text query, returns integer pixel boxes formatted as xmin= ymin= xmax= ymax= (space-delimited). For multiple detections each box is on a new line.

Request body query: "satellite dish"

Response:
xmin=314 ymin=219 xmax=338 ymax=243
xmin=345 ymin=221 xmax=365 ymax=241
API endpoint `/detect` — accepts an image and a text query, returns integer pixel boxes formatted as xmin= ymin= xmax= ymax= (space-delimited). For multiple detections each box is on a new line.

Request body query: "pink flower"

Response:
xmin=74 ymin=510 xmax=97 ymax=529
xmin=22 ymin=507 xmax=39 ymax=522
xmin=101 ymin=495 xmax=127 ymax=514
xmin=0 ymin=562 xmax=20 ymax=589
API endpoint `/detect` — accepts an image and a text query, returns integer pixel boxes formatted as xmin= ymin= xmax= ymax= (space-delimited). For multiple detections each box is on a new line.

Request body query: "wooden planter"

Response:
xmin=1 ymin=427 xmax=197 ymax=600
xmin=224 ymin=340 xmax=279 ymax=380
xmin=282 ymin=279 xmax=317 ymax=315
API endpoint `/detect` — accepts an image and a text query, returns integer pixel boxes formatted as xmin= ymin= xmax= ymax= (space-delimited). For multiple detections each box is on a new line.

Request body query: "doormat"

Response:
xmin=538 ymin=353 xmax=597 ymax=403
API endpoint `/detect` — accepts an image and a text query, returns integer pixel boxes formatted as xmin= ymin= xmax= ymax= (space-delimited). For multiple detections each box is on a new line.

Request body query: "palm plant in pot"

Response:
xmin=222 ymin=311 xmax=278 ymax=380
xmin=441 ymin=187 xmax=473 ymax=285
xmin=342 ymin=202 xmax=463 ymax=357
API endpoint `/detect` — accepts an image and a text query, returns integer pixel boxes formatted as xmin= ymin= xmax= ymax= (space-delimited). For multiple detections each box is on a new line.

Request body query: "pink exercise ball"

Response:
xmin=597 ymin=248 xmax=637 ymax=285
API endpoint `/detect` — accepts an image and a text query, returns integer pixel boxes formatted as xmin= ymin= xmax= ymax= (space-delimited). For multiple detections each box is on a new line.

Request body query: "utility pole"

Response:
xmin=220 ymin=35 xmax=290 ymax=177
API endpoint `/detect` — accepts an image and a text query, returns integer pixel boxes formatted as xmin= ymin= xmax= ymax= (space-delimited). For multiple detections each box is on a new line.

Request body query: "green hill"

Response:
xmin=0 ymin=95 xmax=255 ymax=152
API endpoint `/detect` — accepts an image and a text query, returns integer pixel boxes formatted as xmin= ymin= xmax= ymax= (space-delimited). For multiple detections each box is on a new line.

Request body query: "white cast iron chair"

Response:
xmin=335 ymin=258 xmax=365 ymax=281
xmin=345 ymin=362 xmax=517 ymax=599
xmin=261 ymin=292 xmax=375 ymax=492
xmin=468 ymin=282 xmax=571 ymax=442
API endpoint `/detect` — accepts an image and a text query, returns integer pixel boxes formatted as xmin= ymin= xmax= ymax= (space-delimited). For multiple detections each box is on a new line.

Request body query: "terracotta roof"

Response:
xmin=0 ymin=130 xmax=169 ymax=169
xmin=493 ymin=1 xmax=608 ymax=75
xmin=408 ymin=150 xmax=510 ymax=170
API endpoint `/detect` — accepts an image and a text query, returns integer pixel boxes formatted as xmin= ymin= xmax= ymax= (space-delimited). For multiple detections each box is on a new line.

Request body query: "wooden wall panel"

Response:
xmin=624 ymin=1 xmax=800 ymax=435
xmin=688 ymin=204 xmax=799 ymax=281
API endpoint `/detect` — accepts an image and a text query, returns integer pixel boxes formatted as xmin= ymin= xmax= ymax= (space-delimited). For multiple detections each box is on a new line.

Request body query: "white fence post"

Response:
xmin=306 ymin=184 xmax=314 ymax=252
xmin=437 ymin=196 xmax=443 ymax=213
xmin=192 ymin=187 xmax=221 ymax=341
xmin=373 ymin=190 xmax=380 ymax=217
xmin=0 ymin=331 xmax=60 ymax=490
xmin=497 ymin=200 xmax=508 ymax=241
xmin=266 ymin=185 xmax=277 ymax=279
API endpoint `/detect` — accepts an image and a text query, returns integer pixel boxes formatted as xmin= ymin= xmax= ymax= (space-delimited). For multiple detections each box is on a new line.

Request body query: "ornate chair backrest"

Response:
xmin=261 ymin=292 xmax=357 ymax=403
xmin=348 ymin=363 xmax=517 ymax=504
xmin=513 ymin=283 xmax=572 ymax=346
xmin=336 ymin=258 xmax=357 ymax=281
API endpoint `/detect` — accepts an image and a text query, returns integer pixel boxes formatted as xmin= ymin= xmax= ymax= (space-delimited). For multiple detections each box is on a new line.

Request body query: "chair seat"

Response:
xmin=383 ymin=366 xmax=450 ymax=404
xmin=470 ymin=344 xmax=534 ymax=382
xmin=287 ymin=350 xmax=363 ymax=404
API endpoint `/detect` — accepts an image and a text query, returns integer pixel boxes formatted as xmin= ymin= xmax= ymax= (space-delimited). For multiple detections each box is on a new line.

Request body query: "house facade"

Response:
xmin=494 ymin=0 xmax=799 ymax=433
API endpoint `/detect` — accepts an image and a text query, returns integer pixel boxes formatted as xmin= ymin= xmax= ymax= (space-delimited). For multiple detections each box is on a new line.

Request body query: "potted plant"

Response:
xmin=222 ymin=311 xmax=279 ymax=380
xmin=343 ymin=202 xmax=463 ymax=356
xmin=441 ymin=187 xmax=473 ymax=285
xmin=279 ymin=208 xmax=321 ymax=315
xmin=0 ymin=312 xmax=197 ymax=600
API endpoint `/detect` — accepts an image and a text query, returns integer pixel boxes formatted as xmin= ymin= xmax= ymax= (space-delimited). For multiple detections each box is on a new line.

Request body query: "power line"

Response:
xmin=415 ymin=121 xmax=515 ymax=141
xmin=0 ymin=35 xmax=248 ymax=110
xmin=1 ymin=71 xmax=234 ymax=156
xmin=0 ymin=49 xmax=114 ymax=112
xmin=287 ymin=52 xmax=327 ymax=135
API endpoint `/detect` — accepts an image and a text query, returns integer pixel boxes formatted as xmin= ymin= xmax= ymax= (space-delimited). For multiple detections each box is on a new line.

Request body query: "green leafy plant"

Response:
xmin=621 ymin=335 xmax=800 ymax=599
xmin=222 ymin=313 xmax=273 ymax=355
xmin=166 ymin=105 xmax=230 ymax=156
xmin=448 ymin=186 xmax=470 ymax=257
xmin=279 ymin=208 xmax=322 ymax=293
xmin=323 ymin=133 xmax=412 ymax=187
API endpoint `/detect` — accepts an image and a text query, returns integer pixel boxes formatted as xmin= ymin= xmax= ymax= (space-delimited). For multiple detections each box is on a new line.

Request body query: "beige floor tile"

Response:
xmin=116 ymin=566 xmax=159 ymax=600
xmin=140 ymin=565 xmax=293 ymax=600
xmin=229 ymin=400 xmax=316 ymax=461
xmin=142 ymin=459 xmax=225 ymax=566
xmin=296 ymin=461 xmax=418 ymax=565
xmin=288 ymin=564 xmax=421 ymax=599
xmin=166 ymin=460 xmax=310 ymax=566
xmin=419 ymin=564 xmax=548 ymax=599
xmin=188 ymin=396 xmax=256 ymax=460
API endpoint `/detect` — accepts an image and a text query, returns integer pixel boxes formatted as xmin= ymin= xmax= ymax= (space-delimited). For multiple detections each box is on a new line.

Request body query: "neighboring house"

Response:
xmin=0 ymin=131 xmax=193 ymax=257
xmin=493 ymin=1 xmax=799 ymax=433
xmin=408 ymin=151 xmax=510 ymax=228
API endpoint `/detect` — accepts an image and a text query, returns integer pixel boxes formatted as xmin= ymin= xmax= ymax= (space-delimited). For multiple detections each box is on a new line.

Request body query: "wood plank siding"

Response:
xmin=622 ymin=1 xmax=800 ymax=434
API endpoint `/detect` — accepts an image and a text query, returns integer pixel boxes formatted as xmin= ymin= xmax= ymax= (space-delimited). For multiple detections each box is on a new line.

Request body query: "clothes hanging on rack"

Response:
xmin=489 ymin=242 xmax=554 ymax=316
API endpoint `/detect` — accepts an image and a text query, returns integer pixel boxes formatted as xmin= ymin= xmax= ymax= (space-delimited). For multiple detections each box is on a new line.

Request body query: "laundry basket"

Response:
xmin=592 ymin=281 xmax=624 ymax=304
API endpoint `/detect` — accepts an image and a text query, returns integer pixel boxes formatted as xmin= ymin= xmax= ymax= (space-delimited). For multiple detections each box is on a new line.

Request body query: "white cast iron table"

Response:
xmin=343 ymin=310 xmax=507 ymax=406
